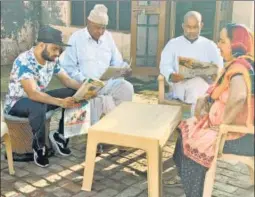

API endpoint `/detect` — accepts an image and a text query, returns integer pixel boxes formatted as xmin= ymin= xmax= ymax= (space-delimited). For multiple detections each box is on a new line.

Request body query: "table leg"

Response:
xmin=147 ymin=142 xmax=162 ymax=197
xmin=81 ymin=133 xmax=98 ymax=191
xmin=159 ymin=148 xmax=163 ymax=195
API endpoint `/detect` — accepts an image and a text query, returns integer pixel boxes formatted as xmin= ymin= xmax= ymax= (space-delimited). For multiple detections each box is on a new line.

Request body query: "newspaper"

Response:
xmin=73 ymin=78 xmax=105 ymax=102
xmin=178 ymin=56 xmax=218 ymax=79
xmin=64 ymin=78 xmax=105 ymax=138
xmin=64 ymin=101 xmax=91 ymax=138
xmin=100 ymin=59 xmax=132 ymax=81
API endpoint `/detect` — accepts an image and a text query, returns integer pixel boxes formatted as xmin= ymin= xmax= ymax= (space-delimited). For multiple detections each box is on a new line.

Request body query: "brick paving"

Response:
xmin=1 ymin=94 xmax=254 ymax=197
xmin=1 ymin=136 xmax=183 ymax=197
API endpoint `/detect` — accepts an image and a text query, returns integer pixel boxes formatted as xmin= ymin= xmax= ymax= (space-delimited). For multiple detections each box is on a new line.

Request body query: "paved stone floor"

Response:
xmin=1 ymin=138 xmax=184 ymax=197
xmin=1 ymin=94 xmax=186 ymax=197
xmin=1 ymin=94 xmax=254 ymax=197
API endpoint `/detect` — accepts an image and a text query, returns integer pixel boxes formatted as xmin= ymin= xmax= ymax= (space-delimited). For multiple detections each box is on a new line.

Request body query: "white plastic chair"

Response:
xmin=1 ymin=103 xmax=15 ymax=175
xmin=157 ymin=74 xmax=191 ymax=111
xmin=203 ymin=124 xmax=254 ymax=197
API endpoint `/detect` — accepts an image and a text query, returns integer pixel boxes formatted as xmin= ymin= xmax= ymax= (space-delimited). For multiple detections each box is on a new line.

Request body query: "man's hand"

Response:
xmin=120 ymin=67 xmax=132 ymax=78
xmin=83 ymin=90 xmax=97 ymax=101
xmin=61 ymin=97 xmax=80 ymax=108
xmin=169 ymin=73 xmax=184 ymax=83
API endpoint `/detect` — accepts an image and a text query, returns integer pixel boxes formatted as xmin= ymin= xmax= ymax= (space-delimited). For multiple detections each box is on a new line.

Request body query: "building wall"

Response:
xmin=2 ymin=1 xmax=253 ymax=66
xmin=1 ymin=21 xmax=36 ymax=66
xmin=1 ymin=1 xmax=131 ymax=66
xmin=51 ymin=25 xmax=131 ymax=61
xmin=43 ymin=1 xmax=131 ymax=61
xmin=232 ymin=1 xmax=254 ymax=31
xmin=40 ymin=1 xmax=67 ymax=26
xmin=1 ymin=2 xmax=40 ymax=66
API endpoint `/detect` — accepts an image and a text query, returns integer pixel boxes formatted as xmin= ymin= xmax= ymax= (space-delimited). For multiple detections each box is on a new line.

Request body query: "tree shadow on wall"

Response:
xmin=41 ymin=1 xmax=65 ymax=26
xmin=1 ymin=1 xmax=65 ymax=39
xmin=1 ymin=1 xmax=40 ymax=39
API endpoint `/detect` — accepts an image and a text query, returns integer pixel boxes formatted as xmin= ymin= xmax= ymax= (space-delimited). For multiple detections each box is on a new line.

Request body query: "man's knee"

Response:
xmin=107 ymin=79 xmax=134 ymax=105
xmin=122 ymin=80 xmax=134 ymax=94
xmin=46 ymin=88 xmax=76 ymax=98
xmin=119 ymin=80 xmax=134 ymax=101
xmin=29 ymin=101 xmax=47 ymax=117
xmin=64 ymin=88 xmax=76 ymax=97
xmin=184 ymin=77 xmax=209 ymax=104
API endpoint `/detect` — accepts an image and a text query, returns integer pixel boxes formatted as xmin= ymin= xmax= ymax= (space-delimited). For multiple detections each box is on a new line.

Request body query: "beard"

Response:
xmin=185 ymin=33 xmax=199 ymax=41
xmin=41 ymin=46 xmax=56 ymax=62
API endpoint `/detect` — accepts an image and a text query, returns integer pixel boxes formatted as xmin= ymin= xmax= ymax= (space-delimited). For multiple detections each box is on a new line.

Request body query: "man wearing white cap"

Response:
xmin=60 ymin=4 xmax=134 ymax=125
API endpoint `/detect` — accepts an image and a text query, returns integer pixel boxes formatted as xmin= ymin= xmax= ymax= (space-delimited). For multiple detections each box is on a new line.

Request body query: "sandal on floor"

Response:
xmin=163 ymin=175 xmax=182 ymax=185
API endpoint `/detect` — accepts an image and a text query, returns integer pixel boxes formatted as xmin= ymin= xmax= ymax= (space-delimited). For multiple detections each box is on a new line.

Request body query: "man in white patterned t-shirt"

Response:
xmin=4 ymin=26 xmax=82 ymax=167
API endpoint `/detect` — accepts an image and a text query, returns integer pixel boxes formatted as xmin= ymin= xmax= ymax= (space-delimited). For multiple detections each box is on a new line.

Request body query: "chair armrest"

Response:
xmin=217 ymin=124 xmax=254 ymax=156
xmin=158 ymin=74 xmax=165 ymax=104
xmin=220 ymin=124 xmax=254 ymax=135
xmin=1 ymin=121 xmax=8 ymax=137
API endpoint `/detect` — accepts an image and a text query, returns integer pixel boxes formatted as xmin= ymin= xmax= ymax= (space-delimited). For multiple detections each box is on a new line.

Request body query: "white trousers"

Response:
xmin=171 ymin=77 xmax=209 ymax=104
xmin=90 ymin=78 xmax=134 ymax=124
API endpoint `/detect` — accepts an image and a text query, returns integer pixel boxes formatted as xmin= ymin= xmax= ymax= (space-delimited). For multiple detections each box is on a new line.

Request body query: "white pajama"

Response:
xmin=90 ymin=78 xmax=134 ymax=124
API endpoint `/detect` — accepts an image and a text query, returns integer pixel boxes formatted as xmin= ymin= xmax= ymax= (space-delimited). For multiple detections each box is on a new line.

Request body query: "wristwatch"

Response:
xmin=168 ymin=74 xmax=172 ymax=82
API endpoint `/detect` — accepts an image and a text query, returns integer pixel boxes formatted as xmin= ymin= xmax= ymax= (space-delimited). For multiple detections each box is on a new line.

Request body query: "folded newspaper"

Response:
xmin=64 ymin=78 xmax=105 ymax=138
xmin=100 ymin=59 xmax=132 ymax=81
xmin=73 ymin=78 xmax=105 ymax=102
xmin=178 ymin=56 xmax=218 ymax=79
xmin=64 ymin=101 xmax=91 ymax=138
xmin=100 ymin=67 xmax=130 ymax=81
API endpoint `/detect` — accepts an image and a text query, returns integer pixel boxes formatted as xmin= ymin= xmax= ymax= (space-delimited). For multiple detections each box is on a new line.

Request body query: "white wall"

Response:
xmin=51 ymin=1 xmax=131 ymax=61
xmin=232 ymin=1 xmax=254 ymax=31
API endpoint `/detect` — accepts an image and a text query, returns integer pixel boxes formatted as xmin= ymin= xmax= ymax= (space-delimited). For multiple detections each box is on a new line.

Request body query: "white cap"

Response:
xmin=87 ymin=4 xmax=108 ymax=26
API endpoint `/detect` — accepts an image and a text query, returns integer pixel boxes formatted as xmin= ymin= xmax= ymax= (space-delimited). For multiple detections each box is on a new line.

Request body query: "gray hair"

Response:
xmin=183 ymin=11 xmax=202 ymax=23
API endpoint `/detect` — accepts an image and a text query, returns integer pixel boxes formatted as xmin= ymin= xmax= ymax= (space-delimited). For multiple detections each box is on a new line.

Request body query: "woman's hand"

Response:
xmin=194 ymin=94 xmax=210 ymax=120
xmin=120 ymin=67 xmax=132 ymax=78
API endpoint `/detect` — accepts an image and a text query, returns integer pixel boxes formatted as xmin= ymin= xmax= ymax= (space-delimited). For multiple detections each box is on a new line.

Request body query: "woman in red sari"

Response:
xmin=173 ymin=23 xmax=254 ymax=197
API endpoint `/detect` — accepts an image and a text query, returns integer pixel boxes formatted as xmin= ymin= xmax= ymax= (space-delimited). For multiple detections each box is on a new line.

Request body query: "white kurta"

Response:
xmin=160 ymin=36 xmax=223 ymax=104
xmin=59 ymin=28 xmax=127 ymax=82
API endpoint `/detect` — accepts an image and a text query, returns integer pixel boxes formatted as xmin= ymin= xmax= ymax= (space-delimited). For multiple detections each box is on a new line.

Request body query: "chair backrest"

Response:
xmin=1 ymin=102 xmax=3 ymax=122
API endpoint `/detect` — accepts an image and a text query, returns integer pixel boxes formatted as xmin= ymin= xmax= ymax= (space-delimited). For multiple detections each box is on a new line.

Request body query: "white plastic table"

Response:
xmin=82 ymin=102 xmax=182 ymax=197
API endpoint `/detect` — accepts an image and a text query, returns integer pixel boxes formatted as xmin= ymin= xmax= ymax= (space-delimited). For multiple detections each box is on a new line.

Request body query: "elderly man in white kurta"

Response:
xmin=60 ymin=4 xmax=134 ymax=124
xmin=160 ymin=11 xmax=223 ymax=106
